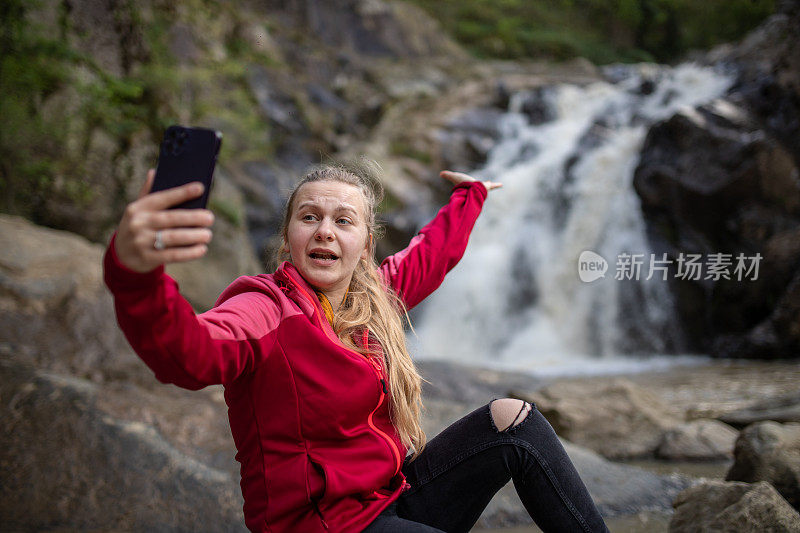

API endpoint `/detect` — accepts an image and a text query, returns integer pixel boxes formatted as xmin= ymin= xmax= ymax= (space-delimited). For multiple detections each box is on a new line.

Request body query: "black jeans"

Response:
xmin=362 ymin=400 xmax=609 ymax=533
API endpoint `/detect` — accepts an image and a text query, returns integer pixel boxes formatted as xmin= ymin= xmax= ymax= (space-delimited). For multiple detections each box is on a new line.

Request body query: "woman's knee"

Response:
xmin=490 ymin=398 xmax=533 ymax=433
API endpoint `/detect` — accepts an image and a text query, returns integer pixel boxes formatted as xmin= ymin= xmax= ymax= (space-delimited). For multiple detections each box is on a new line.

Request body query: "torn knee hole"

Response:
xmin=491 ymin=399 xmax=532 ymax=432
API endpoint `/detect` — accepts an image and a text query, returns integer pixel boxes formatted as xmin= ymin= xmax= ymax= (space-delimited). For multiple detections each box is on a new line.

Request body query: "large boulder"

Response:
xmin=0 ymin=360 xmax=244 ymax=531
xmin=657 ymin=419 xmax=739 ymax=461
xmin=0 ymin=212 xmax=259 ymax=380
xmin=706 ymin=0 xmax=800 ymax=157
xmin=726 ymin=421 xmax=800 ymax=509
xmin=0 ymin=215 xmax=143 ymax=383
xmin=670 ymin=480 xmax=800 ymax=532
xmin=632 ymin=0 xmax=800 ymax=359
xmin=516 ymin=378 xmax=684 ymax=459
xmin=633 ymin=98 xmax=800 ymax=358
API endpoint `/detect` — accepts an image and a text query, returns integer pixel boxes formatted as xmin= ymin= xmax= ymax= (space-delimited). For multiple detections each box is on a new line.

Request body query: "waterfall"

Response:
xmin=410 ymin=62 xmax=735 ymax=377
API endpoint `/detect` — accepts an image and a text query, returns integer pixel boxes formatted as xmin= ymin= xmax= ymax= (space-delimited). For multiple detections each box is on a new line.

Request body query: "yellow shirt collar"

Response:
xmin=315 ymin=289 xmax=347 ymax=325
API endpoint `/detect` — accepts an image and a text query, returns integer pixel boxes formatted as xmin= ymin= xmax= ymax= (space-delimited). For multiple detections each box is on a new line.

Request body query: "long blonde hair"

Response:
xmin=276 ymin=161 xmax=427 ymax=461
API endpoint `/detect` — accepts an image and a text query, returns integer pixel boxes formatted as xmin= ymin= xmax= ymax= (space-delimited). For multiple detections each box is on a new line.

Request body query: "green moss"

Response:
xmin=404 ymin=0 xmax=777 ymax=64
xmin=389 ymin=140 xmax=433 ymax=164
xmin=209 ymin=197 xmax=243 ymax=227
xmin=377 ymin=186 xmax=404 ymax=214
xmin=0 ymin=0 xmax=284 ymax=228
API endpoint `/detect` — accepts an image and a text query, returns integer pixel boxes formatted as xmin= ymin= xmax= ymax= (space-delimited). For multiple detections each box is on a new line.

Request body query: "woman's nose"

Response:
xmin=315 ymin=220 xmax=335 ymax=241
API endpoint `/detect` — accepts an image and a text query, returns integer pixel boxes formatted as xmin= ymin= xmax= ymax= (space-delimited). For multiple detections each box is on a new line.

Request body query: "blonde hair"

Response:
xmin=276 ymin=161 xmax=427 ymax=461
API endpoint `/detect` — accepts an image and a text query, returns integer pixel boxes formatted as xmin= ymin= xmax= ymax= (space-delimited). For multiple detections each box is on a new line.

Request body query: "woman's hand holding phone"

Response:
xmin=114 ymin=168 xmax=215 ymax=273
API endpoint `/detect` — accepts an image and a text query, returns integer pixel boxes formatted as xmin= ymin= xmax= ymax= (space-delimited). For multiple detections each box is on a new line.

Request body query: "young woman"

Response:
xmin=104 ymin=164 xmax=609 ymax=532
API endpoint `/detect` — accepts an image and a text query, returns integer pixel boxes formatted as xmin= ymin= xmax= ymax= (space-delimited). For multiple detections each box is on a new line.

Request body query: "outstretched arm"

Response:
xmin=378 ymin=170 xmax=501 ymax=310
xmin=104 ymin=171 xmax=279 ymax=389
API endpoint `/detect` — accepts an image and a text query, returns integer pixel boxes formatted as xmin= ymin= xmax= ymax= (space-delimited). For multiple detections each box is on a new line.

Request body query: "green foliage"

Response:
xmin=1 ymin=0 xmax=83 ymax=216
xmin=405 ymin=0 xmax=776 ymax=64
xmin=0 ymin=0 xmax=275 ymax=232
xmin=389 ymin=140 xmax=433 ymax=164
xmin=209 ymin=197 xmax=243 ymax=227
xmin=377 ymin=187 xmax=402 ymax=214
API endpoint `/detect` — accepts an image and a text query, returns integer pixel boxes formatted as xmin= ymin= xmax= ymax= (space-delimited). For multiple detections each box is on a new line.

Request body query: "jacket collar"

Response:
xmin=275 ymin=262 xmax=348 ymax=326
xmin=274 ymin=261 xmax=329 ymax=325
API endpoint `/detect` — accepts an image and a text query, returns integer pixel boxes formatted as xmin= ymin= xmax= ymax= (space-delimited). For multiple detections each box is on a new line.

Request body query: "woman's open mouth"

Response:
xmin=309 ymin=251 xmax=339 ymax=265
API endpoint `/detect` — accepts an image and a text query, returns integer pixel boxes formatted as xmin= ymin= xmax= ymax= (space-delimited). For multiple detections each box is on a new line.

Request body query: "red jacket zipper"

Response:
xmin=283 ymin=273 xmax=404 ymax=476
xmin=362 ymin=330 xmax=403 ymax=476
xmin=311 ymin=499 xmax=329 ymax=530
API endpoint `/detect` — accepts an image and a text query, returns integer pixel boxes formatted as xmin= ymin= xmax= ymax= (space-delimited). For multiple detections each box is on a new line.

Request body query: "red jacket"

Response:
xmin=103 ymin=181 xmax=487 ymax=532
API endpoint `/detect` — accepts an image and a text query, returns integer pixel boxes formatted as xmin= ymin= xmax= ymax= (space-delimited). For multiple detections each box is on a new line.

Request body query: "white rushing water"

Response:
xmin=409 ymin=62 xmax=735 ymax=377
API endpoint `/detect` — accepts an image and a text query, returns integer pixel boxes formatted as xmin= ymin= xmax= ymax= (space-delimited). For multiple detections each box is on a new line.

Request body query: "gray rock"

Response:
xmin=634 ymin=98 xmax=800 ymax=358
xmin=518 ymin=378 xmax=683 ymax=459
xmin=0 ymin=215 xmax=143 ymax=383
xmin=278 ymin=0 xmax=465 ymax=59
xmin=437 ymin=108 xmax=507 ymax=172
xmin=726 ymin=421 xmax=800 ymax=509
xmin=718 ymin=392 xmax=800 ymax=428
xmin=246 ymin=64 xmax=306 ymax=134
xmin=0 ymin=360 xmax=245 ymax=532
xmin=633 ymin=0 xmax=800 ymax=360
xmin=657 ymin=419 xmax=739 ymax=461
xmin=563 ymin=442 xmax=692 ymax=519
xmin=670 ymin=480 xmax=800 ymax=532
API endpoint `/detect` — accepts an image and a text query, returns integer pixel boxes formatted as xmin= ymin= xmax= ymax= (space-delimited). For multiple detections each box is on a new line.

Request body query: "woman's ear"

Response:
xmin=361 ymin=233 xmax=372 ymax=260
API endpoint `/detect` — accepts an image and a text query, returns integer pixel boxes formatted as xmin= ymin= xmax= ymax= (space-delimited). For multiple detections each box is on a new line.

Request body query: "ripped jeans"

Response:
xmin=361 ymin=400 xmax=609 ymax=533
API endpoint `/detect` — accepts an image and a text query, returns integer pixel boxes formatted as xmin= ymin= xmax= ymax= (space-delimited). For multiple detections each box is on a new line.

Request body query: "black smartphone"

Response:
xmin=151 ymin=125 xmax=222 ymax=209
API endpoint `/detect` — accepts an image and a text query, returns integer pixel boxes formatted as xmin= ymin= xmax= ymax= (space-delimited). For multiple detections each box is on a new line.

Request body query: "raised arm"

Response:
xmin=378 ymin=170 xmax=501 ymax=309
xmin=103 ymin=170 xmax=279 ymax=389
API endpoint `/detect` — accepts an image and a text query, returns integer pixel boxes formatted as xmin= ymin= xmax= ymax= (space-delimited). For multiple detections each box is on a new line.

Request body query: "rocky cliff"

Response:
xmin=633 ymin=0 xmax=800 ymax=357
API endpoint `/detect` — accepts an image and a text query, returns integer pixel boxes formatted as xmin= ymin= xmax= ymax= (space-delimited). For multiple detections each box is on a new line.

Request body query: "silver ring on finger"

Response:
xmin=153 ymin=230 xmax=166 ymax=250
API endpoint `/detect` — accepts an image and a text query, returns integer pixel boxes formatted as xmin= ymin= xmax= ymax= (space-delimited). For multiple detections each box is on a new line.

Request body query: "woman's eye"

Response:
xmin=302 ymin=214 xmax=316 ymax=221
xmin=337 ymin=218 xmax=352 ymax=225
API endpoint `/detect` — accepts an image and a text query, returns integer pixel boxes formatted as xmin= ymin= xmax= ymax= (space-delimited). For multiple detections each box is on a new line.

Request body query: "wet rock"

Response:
xmin=514 ymin=86 xmax=558 ymax=125
xmin=657 ymin=419 xmax=738 ymax=461
xmin=633 ymin=0 xmax=800 ymax=359
xmin=517 ymin=378 xmax=683 ymax=460
xmin=718 ymin=392 xmax=800 ymax=428
xmin=0 ymin=360 xmax=244 ymax=532
xmin=437 ymin=108 xmax=507 ymax=172
xmin=670 ymin=480 xmax=800 ymax=532
xmin=726 ymin=421 xmax=800 ymax=509
xmin=633 ymin=99 xmax=800 ymax=358
xmin=228 ymin=159 xmax=312 ymax=263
